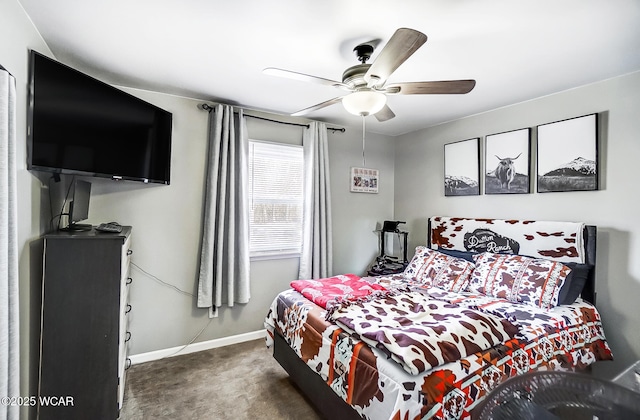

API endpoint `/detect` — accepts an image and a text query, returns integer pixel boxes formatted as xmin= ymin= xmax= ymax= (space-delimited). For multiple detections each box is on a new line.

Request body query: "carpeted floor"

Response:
xmin=121 ymin=339 xmax=323 ymax=419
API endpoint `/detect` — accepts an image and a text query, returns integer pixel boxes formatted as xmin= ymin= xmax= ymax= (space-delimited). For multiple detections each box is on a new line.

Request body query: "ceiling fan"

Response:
xmin=264 ymin=28 xmax=476 ymax=122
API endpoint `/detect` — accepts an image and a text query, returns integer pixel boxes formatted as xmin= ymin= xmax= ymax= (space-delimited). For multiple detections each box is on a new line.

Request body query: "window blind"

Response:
xmin=248 ymin=141 xmax=303 ymax=256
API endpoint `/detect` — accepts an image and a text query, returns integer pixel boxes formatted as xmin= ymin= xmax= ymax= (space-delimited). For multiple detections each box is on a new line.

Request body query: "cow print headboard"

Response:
xmin=427 ymin=217 xmax=597 ymax=304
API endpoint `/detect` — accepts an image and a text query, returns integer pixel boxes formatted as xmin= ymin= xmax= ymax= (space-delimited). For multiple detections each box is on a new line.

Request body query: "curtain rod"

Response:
xmin=199 ymin=103 xmax=345 ymax=133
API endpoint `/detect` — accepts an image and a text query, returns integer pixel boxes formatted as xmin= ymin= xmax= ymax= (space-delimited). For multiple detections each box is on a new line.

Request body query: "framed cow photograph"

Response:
xmin=485 ymin=128 xmax=531 ymax=194
xmin=537 ymin=113 xmax=598 ymax=193
xmin=444 ymin=138 xmax=480 ymax=196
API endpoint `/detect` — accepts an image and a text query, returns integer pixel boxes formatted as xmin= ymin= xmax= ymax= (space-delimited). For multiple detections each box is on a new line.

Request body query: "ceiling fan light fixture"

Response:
xmin=342 ymin=91 xmax=386 ymax=116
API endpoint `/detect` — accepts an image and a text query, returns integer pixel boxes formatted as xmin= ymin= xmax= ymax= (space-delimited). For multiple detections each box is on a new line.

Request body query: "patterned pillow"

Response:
xmin=468 ymin=253 xmax=570 ymax=309
xmin=403 ymin=246 xmax=431 ymax=281
xmin=403 ymin=246 xmax=474 ymax=292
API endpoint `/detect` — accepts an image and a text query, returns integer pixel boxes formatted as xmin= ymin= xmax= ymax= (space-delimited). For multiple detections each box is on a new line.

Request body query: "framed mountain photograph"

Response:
xmin=485 ymin=128 xmax=531 ymax=194
xmin=537 ymin=114 xmax=598 ymax=193
xmin=444 ymin=138 xmax=480 ymax=196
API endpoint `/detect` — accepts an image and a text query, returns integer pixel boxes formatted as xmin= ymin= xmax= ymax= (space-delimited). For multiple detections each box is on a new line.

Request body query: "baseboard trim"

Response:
xmin=128 ymin=329 xmax=266 ymax=365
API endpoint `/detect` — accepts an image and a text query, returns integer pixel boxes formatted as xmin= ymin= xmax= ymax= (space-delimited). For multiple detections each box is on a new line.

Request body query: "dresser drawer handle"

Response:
xmin=125 ymin=331 xmax=132 ymax=342
xmin=126 ymin=249 xmax=133 ymax=256
xmin=125 ymin=304 xmax=132 ymax=314
xmin=125 ymin=358 xmax=132 ymax=370
xmin=126 ymin=277 xmax=133 ymax=285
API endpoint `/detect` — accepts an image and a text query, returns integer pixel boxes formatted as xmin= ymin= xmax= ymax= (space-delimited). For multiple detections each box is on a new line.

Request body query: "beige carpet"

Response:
xmin=121 ymin=339 xmax=323 ymax=419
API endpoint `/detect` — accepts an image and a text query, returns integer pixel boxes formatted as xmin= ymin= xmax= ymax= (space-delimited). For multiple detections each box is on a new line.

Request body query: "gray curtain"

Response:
xmin=197 ymin=104 xmax=250 ymax=317
xmin=0 ymin=65 xmax=19 ymax=420
xmin=298 ymin=121 xmax=333 ymax=279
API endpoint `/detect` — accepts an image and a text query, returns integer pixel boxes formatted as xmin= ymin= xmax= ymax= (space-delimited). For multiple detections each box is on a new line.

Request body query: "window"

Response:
xmin=248 ymin=140 xmax=304 ymax=257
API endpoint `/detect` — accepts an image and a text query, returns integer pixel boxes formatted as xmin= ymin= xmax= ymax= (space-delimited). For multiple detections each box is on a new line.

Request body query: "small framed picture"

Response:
xmin=537 ymin=113 xmax=598 ymax=193
xmin=444 ymin=138 xmax=480 ymax=196
xmin=350 ymin=167 xmax=379 ymax=193
xmin=485 ymin=128 xmax=531 ymax=194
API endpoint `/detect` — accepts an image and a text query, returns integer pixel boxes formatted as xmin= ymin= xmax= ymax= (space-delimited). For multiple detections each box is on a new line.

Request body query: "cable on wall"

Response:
xmin=163 ymin=317 xmax=214 ymax=359
xmin=55 ymin=175 xmax=76 ymax=231
xmin=131 ymin=262 xmax=193 ymax=297
xmin=130 ymin=261 xmax=215 ymax=359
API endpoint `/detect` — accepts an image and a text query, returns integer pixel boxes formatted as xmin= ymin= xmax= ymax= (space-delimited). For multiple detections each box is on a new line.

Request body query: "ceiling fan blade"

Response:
xmin=385 ymin=80 xmax=476 ymax=95
xmin=291 ymin=96 xmax=345 ymax=116
xmin=365 ymin=28 xmax=427 ymax=88
xmin=263 ymin=67 xmax=350 ymax=90
xmin=374 ymin=104 xmax=396 ymax=122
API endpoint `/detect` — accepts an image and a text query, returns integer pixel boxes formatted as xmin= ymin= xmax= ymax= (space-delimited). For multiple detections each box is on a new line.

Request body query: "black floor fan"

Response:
xmin=472 ymin=371 xmax=640 ymax=420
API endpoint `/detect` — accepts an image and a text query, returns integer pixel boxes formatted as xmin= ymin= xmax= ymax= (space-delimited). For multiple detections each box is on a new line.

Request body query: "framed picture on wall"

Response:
xmin=350 ymin=167 xmax=379 ymax=193
xmin=537 ymin=113 xmax=598 ymax=193
xmin=444 ymin=138 xmax=480 ymax=196
xmin=485 ymin=128 xmax=531 ymax=194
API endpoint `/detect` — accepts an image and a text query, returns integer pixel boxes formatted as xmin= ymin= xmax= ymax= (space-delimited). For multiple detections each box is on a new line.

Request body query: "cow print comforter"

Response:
xmin=265 ymin=284 xmax=613 ymax=420
xmin=329 ymin=290 xmax=519 ymax=375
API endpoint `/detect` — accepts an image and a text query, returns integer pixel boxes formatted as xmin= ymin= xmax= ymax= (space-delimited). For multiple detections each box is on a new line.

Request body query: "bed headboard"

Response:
xmin=582 ymin=225 xmax=597 ymax=304
xmin=427 ymin=217 xmax=597 ymax=304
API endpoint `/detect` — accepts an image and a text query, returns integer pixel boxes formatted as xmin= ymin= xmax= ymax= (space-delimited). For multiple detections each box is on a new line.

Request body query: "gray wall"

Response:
xmin=85 ymin=90 xmax=395 ymax=355
xmin=394 ymin=70 xmax=640 ymax=379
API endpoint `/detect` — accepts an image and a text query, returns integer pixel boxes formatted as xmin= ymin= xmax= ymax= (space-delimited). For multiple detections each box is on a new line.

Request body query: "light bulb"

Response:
xmin=342 ymin=91 xmax=387 ymax=116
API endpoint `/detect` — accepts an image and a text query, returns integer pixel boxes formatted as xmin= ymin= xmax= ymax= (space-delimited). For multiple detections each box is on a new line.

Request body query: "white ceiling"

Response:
xmin=18 ymin=0 xmax=640 ymax=136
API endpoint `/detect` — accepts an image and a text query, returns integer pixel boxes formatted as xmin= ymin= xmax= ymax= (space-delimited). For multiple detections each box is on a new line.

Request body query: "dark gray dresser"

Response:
xmin=37 ymin=227 xmax=132 ymax=419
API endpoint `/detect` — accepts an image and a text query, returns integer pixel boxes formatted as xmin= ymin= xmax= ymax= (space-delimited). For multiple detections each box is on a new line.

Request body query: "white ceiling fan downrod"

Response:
xmin=362 ymin=114 xmax=366 ymax=167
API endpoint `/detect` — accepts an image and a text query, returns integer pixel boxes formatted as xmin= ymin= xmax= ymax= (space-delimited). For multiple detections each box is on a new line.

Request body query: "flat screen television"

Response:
xmin=27 ymin=50 xmax=172 ymax=184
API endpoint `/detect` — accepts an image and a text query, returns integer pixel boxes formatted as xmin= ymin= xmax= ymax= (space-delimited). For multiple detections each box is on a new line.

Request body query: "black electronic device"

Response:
xmin=27 ymin=50 xmax=173 ymax=185
xmin=382 ymin=220 xmax=405 ymax=232
xmin=369 ymin=255 xmax=406 ymax=276
xmin=96 ymin=222 xmax=123 ymax=233
xmin=62 ymin=179 xmax=92 ymax=231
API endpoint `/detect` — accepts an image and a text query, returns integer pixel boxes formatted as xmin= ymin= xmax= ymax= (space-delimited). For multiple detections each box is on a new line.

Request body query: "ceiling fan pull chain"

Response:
xmin=362 ymin=115 xmax=366 ymax=167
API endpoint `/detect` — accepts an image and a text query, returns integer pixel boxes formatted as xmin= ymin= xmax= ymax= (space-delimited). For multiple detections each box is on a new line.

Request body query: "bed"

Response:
xmin=264 ymin=217 xmax=613 ymax=419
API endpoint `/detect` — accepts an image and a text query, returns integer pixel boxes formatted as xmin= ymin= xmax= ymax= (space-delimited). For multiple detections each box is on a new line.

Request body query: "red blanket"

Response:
xmin=290 ymin=274 xmax=386 ymax=309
